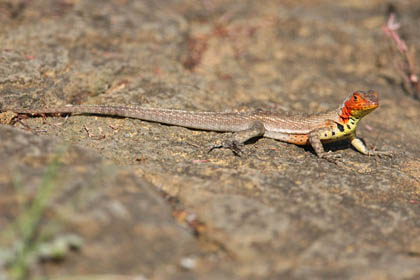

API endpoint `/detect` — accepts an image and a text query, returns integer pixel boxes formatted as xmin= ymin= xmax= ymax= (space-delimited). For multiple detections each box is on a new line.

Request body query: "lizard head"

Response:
xmin=339 ymin=90 xmax=379 ymax=120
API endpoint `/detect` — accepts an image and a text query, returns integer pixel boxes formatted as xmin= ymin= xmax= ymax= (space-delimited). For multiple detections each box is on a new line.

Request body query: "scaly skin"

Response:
xmin=0 ymin=90 xmax=391 ymax=161
xmin=260 ymin=90 xmax=388 ymax=160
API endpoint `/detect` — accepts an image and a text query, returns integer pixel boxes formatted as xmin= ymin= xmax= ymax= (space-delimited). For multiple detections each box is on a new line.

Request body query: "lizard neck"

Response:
xmin=345 ymin=116 xmax=360 ymax=132
xmin=336 ymin=105 xmax=361 ymax=134
xmin=337 ymin=103 xmax=360 ymax=123
xmin=338 ymin=103 xmax=351 ymax=123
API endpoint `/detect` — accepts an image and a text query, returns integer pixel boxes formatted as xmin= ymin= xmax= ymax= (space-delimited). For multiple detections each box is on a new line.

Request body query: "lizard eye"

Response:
xmin=353 ymin=95 xmax=358 ymax=101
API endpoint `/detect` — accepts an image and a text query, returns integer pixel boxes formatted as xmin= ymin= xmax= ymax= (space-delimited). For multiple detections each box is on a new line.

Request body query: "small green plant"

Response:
xmin=0 ymin=147 xmax=82 ymax=280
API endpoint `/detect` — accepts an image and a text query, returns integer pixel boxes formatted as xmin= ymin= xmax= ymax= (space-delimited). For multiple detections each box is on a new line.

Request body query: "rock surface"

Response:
xmin=1 ymin=0 xmax=420 ymax=279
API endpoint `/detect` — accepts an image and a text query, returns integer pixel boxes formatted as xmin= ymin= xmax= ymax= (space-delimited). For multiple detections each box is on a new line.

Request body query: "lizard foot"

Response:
xmin=367 ymin=150 xmax=393 ymax=158
xmin=319 ymin=151 xmax=343 ymax=164
xmin=208 ymin=140 xmax=244 ymax=156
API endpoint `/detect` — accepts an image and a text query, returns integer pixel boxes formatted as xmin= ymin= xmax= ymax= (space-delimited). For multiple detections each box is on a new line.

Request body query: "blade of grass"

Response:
xmin=5 ymin=147 xmax=67 ymax=280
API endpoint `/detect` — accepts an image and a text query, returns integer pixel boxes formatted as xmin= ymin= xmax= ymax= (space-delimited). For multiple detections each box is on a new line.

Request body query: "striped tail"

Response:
xmin=2 ymin=104 xmax=252 ymax=132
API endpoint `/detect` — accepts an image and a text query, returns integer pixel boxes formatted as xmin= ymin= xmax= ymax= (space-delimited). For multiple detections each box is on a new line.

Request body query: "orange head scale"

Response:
xmin=339 ymin=90 xmax=379 ymax=121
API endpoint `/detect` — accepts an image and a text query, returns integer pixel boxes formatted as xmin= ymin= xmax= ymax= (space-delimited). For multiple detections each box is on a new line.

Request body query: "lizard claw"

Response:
xmin=208 ymin=140 xmax=244 ymax=156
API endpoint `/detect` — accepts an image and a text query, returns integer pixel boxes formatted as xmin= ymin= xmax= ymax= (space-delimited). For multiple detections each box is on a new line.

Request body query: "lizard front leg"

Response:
xmin=209 ymin=121 xmax=266 ymax=155
xmin=350 ymin=134 xmax=392 ymax=157
xmin=309 ymin=127 xmax=341 ymax=162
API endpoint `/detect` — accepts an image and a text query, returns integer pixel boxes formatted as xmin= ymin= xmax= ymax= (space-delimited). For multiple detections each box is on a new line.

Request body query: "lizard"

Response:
xmin=0 ymin=90 xmax=391 ymax=161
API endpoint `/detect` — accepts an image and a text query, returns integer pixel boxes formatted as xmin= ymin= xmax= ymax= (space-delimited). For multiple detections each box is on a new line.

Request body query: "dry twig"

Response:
xmin=382 ymin=13 xmax=420 ymax=99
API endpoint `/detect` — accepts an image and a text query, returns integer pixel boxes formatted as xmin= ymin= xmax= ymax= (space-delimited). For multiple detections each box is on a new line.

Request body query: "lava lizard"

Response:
xmin=0 ymin=90 xmax=391 ymax=161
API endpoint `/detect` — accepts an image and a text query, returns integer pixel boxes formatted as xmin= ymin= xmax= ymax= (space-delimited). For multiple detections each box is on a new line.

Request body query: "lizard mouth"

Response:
xmin=348 ymin=90 xmax=379 ymax=117
xmin=362 ymin=90 xmax=379 ymax=110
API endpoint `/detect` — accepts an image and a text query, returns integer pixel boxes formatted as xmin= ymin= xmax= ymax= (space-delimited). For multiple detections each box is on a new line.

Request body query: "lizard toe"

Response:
xmin=367 ymin=150 xmax=393 ymax=158
xmin=208 ymin=140 xmax=244 ymax=156
xmin=319 ymin=151 xmax=343 ymax=164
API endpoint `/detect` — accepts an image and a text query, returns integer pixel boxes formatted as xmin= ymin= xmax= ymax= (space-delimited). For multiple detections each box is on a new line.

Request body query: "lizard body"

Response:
xmin=1 ymin=90 xmax=389 ymax=160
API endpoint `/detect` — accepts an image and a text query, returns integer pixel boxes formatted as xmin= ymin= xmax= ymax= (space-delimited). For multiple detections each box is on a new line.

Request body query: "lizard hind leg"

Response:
xmin=208 ymin=121 xmax=266 ymax=156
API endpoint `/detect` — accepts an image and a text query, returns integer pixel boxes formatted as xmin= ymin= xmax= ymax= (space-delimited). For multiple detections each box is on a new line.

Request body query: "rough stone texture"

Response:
xmin=1 ymin=0 xmax=420 ymax=279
